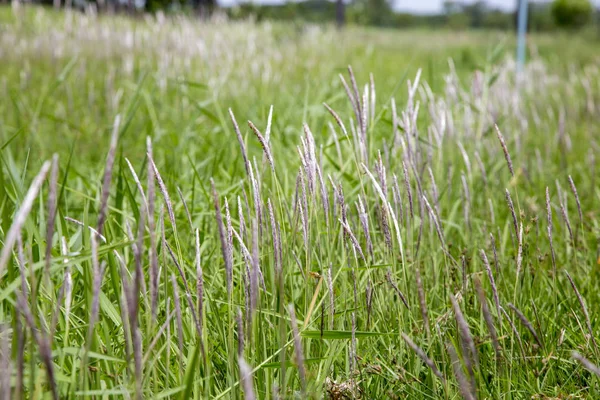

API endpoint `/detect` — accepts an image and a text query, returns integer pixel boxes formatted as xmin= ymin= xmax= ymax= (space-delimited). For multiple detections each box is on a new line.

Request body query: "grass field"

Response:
xmin=2 ymin=6 xmax=600 ymax=399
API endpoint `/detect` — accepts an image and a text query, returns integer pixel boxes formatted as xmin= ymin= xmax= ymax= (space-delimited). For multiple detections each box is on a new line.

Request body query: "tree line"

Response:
xmin=6 ymin=0 xmax=598 ymax=31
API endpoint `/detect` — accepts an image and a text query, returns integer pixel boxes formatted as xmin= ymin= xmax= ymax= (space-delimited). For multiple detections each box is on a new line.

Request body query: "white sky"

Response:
xmin=220 ymin=0 xmax=600 ymax=14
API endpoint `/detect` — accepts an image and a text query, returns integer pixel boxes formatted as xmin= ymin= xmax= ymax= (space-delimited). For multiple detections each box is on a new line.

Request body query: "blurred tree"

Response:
xmin=351 ymin=0 xmax=392 ymax=26
xmin=336 ymin=0 xmax=345 ymax=27
xmin=551 ymin=0 xmax=593 ymax=28
xmin=145 ymin=0 xmax=172 ymax=12
xmin=462 ymin=0 xmax=487 ymax=28
xmin=529 ymin=2 xmax=555 ymax=31
xmin=191 ymin=0 xmax=217 ymax=16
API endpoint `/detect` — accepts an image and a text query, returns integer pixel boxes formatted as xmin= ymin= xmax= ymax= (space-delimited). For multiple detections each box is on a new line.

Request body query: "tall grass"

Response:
xmin=2 ymin=6 xmax=600 ymax=399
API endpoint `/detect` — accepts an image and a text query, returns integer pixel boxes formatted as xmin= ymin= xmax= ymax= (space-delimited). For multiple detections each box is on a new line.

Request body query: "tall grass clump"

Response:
xmin=1 ymin=7 xmax=600 ymax=399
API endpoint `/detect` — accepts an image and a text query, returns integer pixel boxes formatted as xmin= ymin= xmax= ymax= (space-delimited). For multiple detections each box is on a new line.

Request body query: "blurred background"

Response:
xmin=4 ymin=0 xmax=600 ymax=34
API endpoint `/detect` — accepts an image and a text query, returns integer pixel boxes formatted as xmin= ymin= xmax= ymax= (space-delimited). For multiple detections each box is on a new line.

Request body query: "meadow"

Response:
xmin=1 ymin=6 xmax=600 ymax=399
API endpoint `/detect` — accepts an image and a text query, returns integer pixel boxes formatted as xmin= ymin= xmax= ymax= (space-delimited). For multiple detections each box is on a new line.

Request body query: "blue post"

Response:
xmin=516 ymin=0 xmax=529 ymax=75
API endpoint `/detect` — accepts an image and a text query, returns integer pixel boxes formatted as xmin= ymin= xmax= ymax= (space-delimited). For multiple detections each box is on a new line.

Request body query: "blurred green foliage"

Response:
xmin=551 ymin=0 xmax=593 ymax=29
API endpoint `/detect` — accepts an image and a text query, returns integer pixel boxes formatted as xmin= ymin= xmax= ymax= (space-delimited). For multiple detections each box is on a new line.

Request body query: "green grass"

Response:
xmin=2 ymin=5 xmax=600 ymax=399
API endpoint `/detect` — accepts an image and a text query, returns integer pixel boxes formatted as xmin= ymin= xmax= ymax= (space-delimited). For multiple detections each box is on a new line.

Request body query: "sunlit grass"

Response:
xmin=1 ymin=6 xmax=600 ymax=399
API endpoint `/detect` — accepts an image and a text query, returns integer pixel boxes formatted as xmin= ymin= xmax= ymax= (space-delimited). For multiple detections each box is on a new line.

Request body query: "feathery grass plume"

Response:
xmin=323 ymin=103 xmax=349 ymax=138
xmin=348 ymin=65 xmax=362 ymax=118
xmin=301 ymin=124 xmax=317 ymax=193
xmin=293 ymin=170 xmax=301 ymax=216
xmin=559 ymin=201 xmax=574 ymax=245
xmin=265 ymin=105 xmax=274 ymax=143
xmin=147 ymin=139 xmax=159 ymax=320
xmin=415 ymin=266 xmax=431 ymax=337
xmin=457 ymin=142 xmax=472 ymax=178
xmin=369 ymin=72 xmax=376 ymax=124
xmin=327 ymin=264 xmax=335 ymax=330
xmin=288 ymin=304 xmax=306 ymax=393
xmin=248 ymin=120 xmax=275 ymax=172
xmin=236 ymin=307 xmax=245 ymax=357
xmin=239 ymin=356 xmax=256 ymax=400
xmin=229 ymin=108 xmax=251 ymax=176
xmin=0 ymin=160 xmax=51 ymax=276
xmin=402 ymin=333 xmax=445 ymax=383
xmin=360 ymin=85 xmax=368 ymax=152
xmin=224 ymin=197 xmax=234 ymax=274
xmin=366 ymin=279 xmax=373 ymax=329
xmin=567 ymin=175 xmax=583 ymax=229
xmin=546 ymin=187 xmax=557 ymax=274
xmin=446 ymin=341 xmax=476 ymax=400
xmin=248 ymin=162 xmax=263 ymax=234
xmin=572 ymin=351 xmax=600 ymax=377
xmin=250 ymin=217 xmax=260 ymax=314
xmin=385 ymin=270 xmax=409 ymax=309
xmin=375 ymin=153 xmax=392 ymax=250
xmin=427 ymin=167 xmax=440 ymax=217
xmin=461 ymin=255 xmax=468 ymax=296
xmin=316 ymin=160 xmax=330 ymax=227
xmin=339 ymin=218 xmax=366 ymax=263
xmin=490 ymin=233 xmax=499 ymax=275
xmin=44 ymin=153 xmax=59 ymax=279
xmin=195 ymin=229 xmax=204 ymax=333
xmin=64 ymin=216 xmax=107 ymax=242
xmin=474 ymin=277 xmax=501 ymax=359
xmin=267 ymin=199 xmax=281 ymax=277
xmin=495 ymin=124 xmax=514 ymax=177
xmin=480 ymin=250 xmax=500 ymax=316
xmin=16 ymin=236 xmax=28 ymax=299
xmin=402 ymin=160 xmax=414 ymax=220
xmin=149 ymin=154 xmax=177 ymax=231
xmin=338 ymin=74 xmax=360 ymax=126
xmin=450 ymin=292 xmax=479 ymax=387
xmin=97 ymin=114 xmax=120 ymax=236
xmin=565 ymin=271 xmax=597 ymax=350
xmin=170 ymin=274 xmax=185 ymax=369
xmin=211 ymin=179 xmax=233 ymax=296
xmin=423 ymin=194 xmax=446 ymax=249
xmin=356 ymin=197 xmax=373 ymax=260
xmin=508 ymin=303 xmax=542 ymax=348
xmin=125 ymin=157 xmax=148 ymax=212
xmin=474 ymin=150 xmax=488 ymax=187
xmin=238 ymin=195 xmax=247 ymax=242
xmin=298 ymin=201 xmax=309 ymax=253
xmin=392 ymin=174 xmax=404 ymax=225
xmin=461 ymin=172 xmax=471 ymax=230
xmin=177 ymin=186 xmax=193 ymax=230
xmin=15 ymin=293 xmax=59 ymax=400
xmin=516 ymin=223 xmax=524 ymax=278
xmin=505 ymin=189 xmax=519 ymax=243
